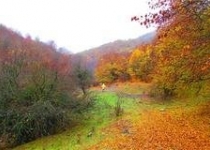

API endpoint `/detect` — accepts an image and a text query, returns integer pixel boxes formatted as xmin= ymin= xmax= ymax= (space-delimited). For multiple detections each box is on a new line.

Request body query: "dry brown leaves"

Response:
xmin=88 ymin=107 xmax=210 ymax=150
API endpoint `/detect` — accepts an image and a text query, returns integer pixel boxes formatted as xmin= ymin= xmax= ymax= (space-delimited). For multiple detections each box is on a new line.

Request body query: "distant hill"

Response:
xmin=80 ymin=31 xmax=155 ymax=55
xmin=73 ymin=31 xmax=156 ymax=71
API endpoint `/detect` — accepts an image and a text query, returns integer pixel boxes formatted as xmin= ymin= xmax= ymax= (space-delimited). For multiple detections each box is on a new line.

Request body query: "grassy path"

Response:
xmin=13 ymin=82 xmax=210 ymax=150
xmin=13 ymin=90 xmax=141 ymax=150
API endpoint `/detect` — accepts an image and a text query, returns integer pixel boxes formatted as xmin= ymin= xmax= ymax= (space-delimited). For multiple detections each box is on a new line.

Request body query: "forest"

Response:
xmin=1 ymin=0 xmax=210 ymax=149
xmin=96 ymin=0 xmax=210 ymax=99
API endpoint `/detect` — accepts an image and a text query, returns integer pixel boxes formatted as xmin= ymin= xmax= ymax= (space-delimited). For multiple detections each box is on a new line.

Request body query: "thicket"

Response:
xmin=0 ymin=26 xmax=94 ymax=148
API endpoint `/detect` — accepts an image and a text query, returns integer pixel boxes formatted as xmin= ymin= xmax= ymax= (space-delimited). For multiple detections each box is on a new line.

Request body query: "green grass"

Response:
xmin=13 ymin=85 xmax=207 ymax=150
xmin=12 ymin=91 xmax=141 ymax=150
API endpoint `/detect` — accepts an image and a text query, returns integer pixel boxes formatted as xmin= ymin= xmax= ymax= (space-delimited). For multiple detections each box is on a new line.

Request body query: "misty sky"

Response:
xmin=0 ymin=0 xmax=156 ymax=53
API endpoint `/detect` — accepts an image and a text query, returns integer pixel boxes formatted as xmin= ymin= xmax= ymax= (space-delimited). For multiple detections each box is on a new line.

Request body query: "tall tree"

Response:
xmin=133 ymin=0 xmax=210 ymax=98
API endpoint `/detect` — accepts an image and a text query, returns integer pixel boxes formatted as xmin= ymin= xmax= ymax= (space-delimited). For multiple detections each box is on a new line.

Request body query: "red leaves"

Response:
xmin=131 ymin=16 xmax=139 ymax=21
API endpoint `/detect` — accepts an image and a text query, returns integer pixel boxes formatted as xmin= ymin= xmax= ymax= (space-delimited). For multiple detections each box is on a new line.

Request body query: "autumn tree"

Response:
xmin=132 ymin=0 xmax=210 ymax=98
xmin=128 ymin=45 xmax=154 ymax=82
xmin=95 ymin=52 xmax=130 ymax=83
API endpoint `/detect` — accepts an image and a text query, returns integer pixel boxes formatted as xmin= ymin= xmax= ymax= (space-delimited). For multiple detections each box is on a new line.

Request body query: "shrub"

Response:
xmin=114 ymin=92 xmax=124 ymax=117
xmin=0 ymin=55 xmax=95 ymax=148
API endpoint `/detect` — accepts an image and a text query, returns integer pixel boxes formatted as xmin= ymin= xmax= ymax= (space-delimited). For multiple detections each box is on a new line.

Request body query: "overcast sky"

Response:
xmin=0 ymin=0 xmax=155 ymax=53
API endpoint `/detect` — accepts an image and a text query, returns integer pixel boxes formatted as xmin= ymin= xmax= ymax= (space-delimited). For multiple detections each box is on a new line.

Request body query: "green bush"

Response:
xmin=0 ymin=59 xmax=95 ymax=148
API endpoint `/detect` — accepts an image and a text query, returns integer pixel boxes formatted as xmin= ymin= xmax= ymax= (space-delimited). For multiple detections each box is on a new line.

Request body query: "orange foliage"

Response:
xmin=95 ymin=52 xmax=130 ymax=83
xmin=88 ymin=108 xmax=210 ymax=150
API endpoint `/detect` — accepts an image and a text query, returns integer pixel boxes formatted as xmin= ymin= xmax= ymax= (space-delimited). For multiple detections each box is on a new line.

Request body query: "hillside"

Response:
xmin=2 ymin=0 xmax=210 ymax=149
xmin=13 ymin=82 xmax=210 ymax=150
xmin=0 ymin=24 xmax=87 ymax=150
xmin=73 ymin=31 xmax=156 ymax=70
xmin=83 ymin=31 xmax=155 ymax=54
